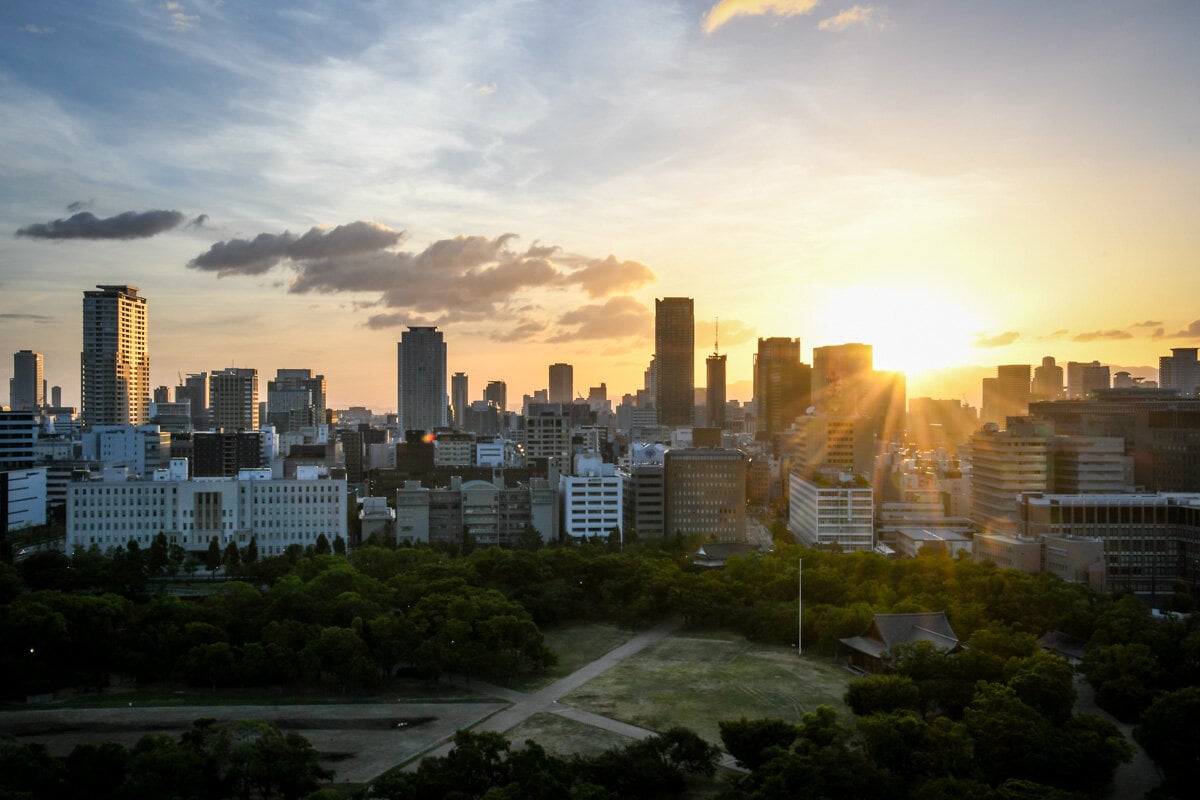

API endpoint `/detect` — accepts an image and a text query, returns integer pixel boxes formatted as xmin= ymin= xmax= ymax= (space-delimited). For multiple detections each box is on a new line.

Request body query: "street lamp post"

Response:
xmin=797 ymin=557 xmax=803 ymax=657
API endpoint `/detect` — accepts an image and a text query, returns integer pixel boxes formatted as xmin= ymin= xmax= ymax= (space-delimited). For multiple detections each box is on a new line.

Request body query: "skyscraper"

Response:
xmin=548 ymin=363 xmax=573 ymax=404
xmin=484 ymin=380 xmax=507 ymax=413
xmin=81 ymin=285 xmax=149 ymax=427
xmin=451 ymin=372 xmax=469 ymax=428
xmin=10 ymin=350 xmax=44 ymax=411
xmin=1159 ymin=348 xmax=1200 ymax=395
xmin=811 ymin=343 xmax=872 ymax=414
xmin=209 ymin=367 xmax=259 ymax=431
xmin=397 ymin=326 xmax=447 ymax=434
xmin=1032 ymin=356 xmax=1064 ymax=400
xmin=266 ymin=368 xmax=326 ymax=432
xmin=654 ymin=297 xmax=694 ymax=427
xmin=753 ymin=337 xmax=810 ymax=433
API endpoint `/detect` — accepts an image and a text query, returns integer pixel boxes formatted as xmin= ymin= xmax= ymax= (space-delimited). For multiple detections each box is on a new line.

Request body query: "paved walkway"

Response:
xmin=1072 ymin=677 xmax=1162 ymax=799
xmin=404 ymin=619 xmax=745 ymax=773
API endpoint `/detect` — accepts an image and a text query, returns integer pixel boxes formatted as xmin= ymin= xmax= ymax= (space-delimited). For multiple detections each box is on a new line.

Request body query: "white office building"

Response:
xmin=788 ymin=471 xmax=874 ymax=551
xmin=66 ymin=458 xmax=347 ymax=556
xmin=560 ymin=453 xmax=623 ymax=540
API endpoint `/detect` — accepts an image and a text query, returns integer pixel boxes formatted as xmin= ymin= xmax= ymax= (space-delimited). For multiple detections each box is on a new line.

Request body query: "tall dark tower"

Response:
xmin=706 ymin=320 xmax=727 ymax=430
xmin=655 ymin=297 xmax=694 ymax=427
xmin=754 ymin=337 xmax=809 ymax=434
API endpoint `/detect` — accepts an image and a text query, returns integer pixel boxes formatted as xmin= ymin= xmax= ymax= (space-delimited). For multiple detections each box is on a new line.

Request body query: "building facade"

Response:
xmin=654 ymin=297 xmax=694 ymax=427
xmin=81 ymin=285 xmax=150 ymax=427
xmin=397 ymin=326 xmax=447 ymax=434
xmin=754 ymin=337 xmax=809 ymax=434
xmin=66 ymin=460 xmax=347 ymax=557
xmin=788 ymin=471 xmax=874 ymax=551
xmin=10 ymin=350 xmax=44 ymax=411
xmin=548 ymin=363 xmax=574 ymax=404
xmin=664 ymin=447 xmax=746 ymax=541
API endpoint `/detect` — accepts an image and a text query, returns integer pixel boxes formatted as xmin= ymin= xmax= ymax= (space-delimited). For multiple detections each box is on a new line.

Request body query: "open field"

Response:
xmin=505 ymin=712 xmax=634 ymax=758
xmin=560 ymin=629 xmax=853 ymax=744
xmin=505 ymin=622 xmax=637 ymax=690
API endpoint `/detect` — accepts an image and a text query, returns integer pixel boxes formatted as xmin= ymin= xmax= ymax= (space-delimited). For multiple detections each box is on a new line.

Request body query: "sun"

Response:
xmin=812 ymin=285 xmax=984 ymax=377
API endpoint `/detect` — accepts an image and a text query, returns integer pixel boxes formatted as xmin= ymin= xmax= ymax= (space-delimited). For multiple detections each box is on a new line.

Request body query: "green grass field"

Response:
xmin=504 ymin=712 xmax=634 ymax=758
xmin=560 ymin=629 xmax=852 ymax=744
xmin=506 ymin=623 xmax=637 ymax=690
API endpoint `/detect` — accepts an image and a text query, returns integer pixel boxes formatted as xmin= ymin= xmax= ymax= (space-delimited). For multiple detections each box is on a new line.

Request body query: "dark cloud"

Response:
xmin=1162 ymin=320 xmax=1200 ymax=339
xmin=1073 ymin=329 xmax=1133 ymax=342
xmin=0 ymin=312 xmax=54 ymax=323
xmin=189 ymin=221 xmax=403 ymax=276
xmin=548 ymin=296 xmax=653 ymax=343
xmin=188 ymin=214 xmax=210 ymax=228
xmin=66 ymin=200 xmax=90 ymax=212
xmin=1050 ymin=328 xmax=1069 ymax=338
xmin=16 ymin=209 xmax=185 ymax=240
xmin=973 ymin=331 xmax=1020 ymax=348
xmin=188 ymin=223 xmax=658 ymax=334
xmin=1150 ymin=328 xmax=1165 ymax=339
xmin=1132 ymin=320 xmax=1163 ymax=328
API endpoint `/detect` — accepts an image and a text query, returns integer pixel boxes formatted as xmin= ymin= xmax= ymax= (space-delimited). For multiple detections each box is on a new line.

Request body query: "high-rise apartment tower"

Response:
xmin=654 ymin=297 xmax=694 ymax=427
xmin=397 ymin=327 xmax=447 ymax=434
xmin=81 ymin=285 xmax=149 ymax=427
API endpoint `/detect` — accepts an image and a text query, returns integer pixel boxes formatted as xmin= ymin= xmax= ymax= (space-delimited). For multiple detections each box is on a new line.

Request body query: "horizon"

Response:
xmin=3 ymin=1 xmax=1198 ymax=412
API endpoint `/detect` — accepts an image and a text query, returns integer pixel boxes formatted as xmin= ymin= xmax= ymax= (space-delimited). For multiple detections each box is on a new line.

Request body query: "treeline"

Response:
xmin=4 ymin=539 xmax=1199 ymax=739
xmin=0 ymin=718 xmax=331 ymax=800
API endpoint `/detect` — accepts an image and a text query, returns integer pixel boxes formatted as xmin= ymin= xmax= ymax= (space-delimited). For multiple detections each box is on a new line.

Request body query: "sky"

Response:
xmin=2 ymin=0 xmax=1199 ymax=413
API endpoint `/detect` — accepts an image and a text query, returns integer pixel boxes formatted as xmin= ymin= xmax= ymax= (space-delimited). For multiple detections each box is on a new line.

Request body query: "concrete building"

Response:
xmin=788 ymin=470 xmax=874 ymax=551
xmin=0 ymin=410 xmax=38 ymax=471
xmin=754 ymin=337 xmax=810 ymax=434
xmin=358 ymin=496 xmax=396 ymax=545
xmin=706 ymin=352 xmax=727 ymax=430
xmin=394 ymin=475 xmax=557 ymax=547
xmin=1032 ymin=356 xmax=1064 ymax=401
xmin=968 ymin=423 xmax=1049 ymax=532
xmin=66 ymin=459 xmax=347 ymax=556
xmin=10 ymin=350 xmax=44 ymax=411
xmin=484 ymin=380 xmax=507 ymax=414
xmin=1067 ymin=361 xmax=1110 ymax=399
xmin=560 ymin=453 xmax=622 ymax=540
xmin=397 ymin=326 xmax=447 ymax=434
xmin=892 ymin=527 xmax=972 ymax=559
xmin=176 ymin=372 xmax=210 ymax=430
xmin=192 ymin=430 xmax=264 ymax=477
xmin=654 ymin=297 xmax=694 ymax=427
xmin=1159 ymin=348 xmax=1200 ymax=395
xmin=784 ymin=414 xmax=876 ymax=476
xmin=549 ymin=363 xmax=574 ymax=404
xmin=209 ymin=368 xmax=259 ymax=431
xmin=1048 ymin=435 xmax=1132 ymax=493
xmin=2 ymin=467 xmax=47 ymax=532
xmin=811 ymin=343 xmax=872 ymax=413
xmin=81 ymin=424 xmax=170 ymax=477
xmin=523 ymin=403 xmax=571 ymax=465
xmin=266 ymin=369 xmax=326 ymax=433
xmin=451 ymin=372 xmax=469 ymax=428
xmin=81 ymin=285 xmax=150 ymax=427
xmin=433 ymin=429 xmax=475 ymax=467
xmin=665 ymin=447 xmax=746 ymax=541
xmin=1029 ymin=392 xmax=1200 ymax=492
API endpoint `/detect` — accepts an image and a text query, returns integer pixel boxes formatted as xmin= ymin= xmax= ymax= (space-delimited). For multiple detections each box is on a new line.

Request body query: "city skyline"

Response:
xmin=3 ymin=1 xmax=1199 ymax=411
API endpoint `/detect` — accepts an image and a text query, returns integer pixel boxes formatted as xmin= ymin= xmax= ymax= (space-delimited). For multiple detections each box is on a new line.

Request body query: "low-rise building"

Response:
xmin=788 ymin=470 xmax=874 ymax=551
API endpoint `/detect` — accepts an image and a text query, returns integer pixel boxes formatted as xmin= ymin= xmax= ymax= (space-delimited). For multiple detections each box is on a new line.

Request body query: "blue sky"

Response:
xmin=3 ymin=1 xmax=1200 ymax=410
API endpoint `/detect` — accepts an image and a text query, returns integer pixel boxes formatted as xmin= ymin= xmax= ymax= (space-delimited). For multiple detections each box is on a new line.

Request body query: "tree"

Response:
xmin=223 ymin=541 xmax=241 ymax=573
xmin=718 ymin=717 xmax=798 ymax=770
xmin=245 ymin=536 xmax=259 ymax=564
xmin=1134 ymin=686 xmax=1200 ymax=785
xmin=333 ymin=535 xmax=346 ymax=555
xmin=844 ymin=674 xmax=922 ymax=717
xmin=147 ymin=532 xmax=169 ymax=575
xmin=206 ymin=537 xmax=222 ymax=578
xmin=315 ymin=534 xmax=331 ymax=556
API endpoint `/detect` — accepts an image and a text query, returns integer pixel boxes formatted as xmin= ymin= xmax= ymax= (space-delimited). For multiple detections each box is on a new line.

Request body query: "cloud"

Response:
xmin=818 ymin=5 xmax=876 ymax=31
xmin=1162 ymin=320 xmax=1200 ymax=339
xmin=490 ymin=318 xmax=549 ymax=342
xmin=188 ymin=221 xmax=404 ymax=276
xmin=549 ymin=296 xmax=653 ymax=343
xmin=189 ymin=222 xmax=658 ymax=333
xmin=66 ymin=200 xmax=89 ymax=212
xmin=15 ymin=210 xmax=186 ymax=240
xmin=0 ymin=313 xmax=54 ymax=323
xmin=187 ymin=213 xmax=210 ymax=228
xmin=21 ymin=25 xmax=54 ymax=35
xmin=558 ymin=254 xmax=655 ymax=297
xmin=1049 ymin=328 xmax=1069 ymax=338
xmin=695 ymin=318 xmax=757 ymax=349
xmin=973 ymin=331 xmax=1020 ymax=348
xmin=703 ymin=0 xmax=819 ymax=34
xmin=1073 ymin=329 xmax=1133 ymax=342
xmin=1132 ymin=320 xmax=1163 ymax=328
xmin=162 ymin=2 xmax=199 ymax=31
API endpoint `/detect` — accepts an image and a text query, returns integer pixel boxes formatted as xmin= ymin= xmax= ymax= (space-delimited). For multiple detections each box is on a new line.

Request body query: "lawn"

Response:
xmin=506 ymin=622 xmax=636 ymax=690
xmin=504 ymin=712 xmax=633 ymax=758
xmin=560 ymin=629 xmax=852 ymax=744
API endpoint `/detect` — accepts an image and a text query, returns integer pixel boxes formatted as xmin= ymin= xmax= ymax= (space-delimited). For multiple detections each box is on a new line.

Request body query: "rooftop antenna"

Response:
xmin=712 ymin=318 xmax=720 ymax=357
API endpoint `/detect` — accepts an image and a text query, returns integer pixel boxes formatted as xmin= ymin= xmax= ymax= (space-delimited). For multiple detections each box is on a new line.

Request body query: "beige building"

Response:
xmin=665 ymin=447 xmax=746 ymax=541
xmin=82 ymin=285 xmax=150 ymax=427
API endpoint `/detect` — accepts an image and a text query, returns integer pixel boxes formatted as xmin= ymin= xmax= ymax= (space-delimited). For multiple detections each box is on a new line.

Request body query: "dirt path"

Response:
xmin=1073 ymin=677 xmax=1162 ymax=799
